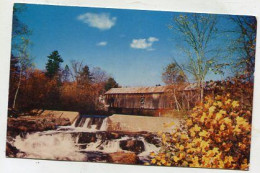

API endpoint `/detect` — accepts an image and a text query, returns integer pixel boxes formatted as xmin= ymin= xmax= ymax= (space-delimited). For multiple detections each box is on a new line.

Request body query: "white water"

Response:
xmin=99 ymin=118 xmax=108 ymax=131
xmin=13 ymin=132 xmax=86 ymax=161
xmin=82 ymin=118 xmax=91 ymax=128
xmin=57 ymin=117 xmax=108 ymax=132
xmin=12 ymin=116 xmax=161 ymax=162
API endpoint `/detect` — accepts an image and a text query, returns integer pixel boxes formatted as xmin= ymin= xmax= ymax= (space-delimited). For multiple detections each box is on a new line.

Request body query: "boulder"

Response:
xmin=7 ymin=116 xmax=71 ymax=137
xmin=77 ymin=133 xmax=97 ymax=143
xmin=6 ymin=142 xmax=21 ymax=158
xmin=119 ymin=139 xmax=145 ymax=153
xmin=144 ymin=134 xmax=161 ymax=147
xmin=107 ymin=152 xmax=138 ymax=164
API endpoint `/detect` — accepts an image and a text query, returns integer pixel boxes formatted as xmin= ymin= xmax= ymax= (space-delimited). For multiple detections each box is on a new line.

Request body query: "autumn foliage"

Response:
xmin=148 ymin=89 xmax=252 ymax=170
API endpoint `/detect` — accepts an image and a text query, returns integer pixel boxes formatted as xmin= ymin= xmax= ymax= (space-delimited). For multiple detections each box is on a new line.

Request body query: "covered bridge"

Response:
xmin=104 ymin=84 xmax=208 ymax=116
xmin=104 ymin=86 xmax=179 ymax=116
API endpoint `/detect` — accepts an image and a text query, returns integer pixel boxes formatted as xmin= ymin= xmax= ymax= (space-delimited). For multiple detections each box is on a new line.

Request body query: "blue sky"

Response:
xmin=14 ymin=4 xmax=242 ymax=87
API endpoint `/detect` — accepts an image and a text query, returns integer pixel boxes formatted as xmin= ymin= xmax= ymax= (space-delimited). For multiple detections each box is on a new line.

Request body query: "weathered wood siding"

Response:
xmin=105 ymin=93 xmax=172 ymax=110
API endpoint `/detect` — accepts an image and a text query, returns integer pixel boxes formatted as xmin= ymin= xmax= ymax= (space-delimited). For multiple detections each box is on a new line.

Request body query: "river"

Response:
xmin=10 ymin=115 xmax=162 ymax=164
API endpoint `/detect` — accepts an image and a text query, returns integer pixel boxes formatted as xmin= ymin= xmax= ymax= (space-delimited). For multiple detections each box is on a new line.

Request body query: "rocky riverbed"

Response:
xmin=5 ymin=113 xmax=180 ymax=164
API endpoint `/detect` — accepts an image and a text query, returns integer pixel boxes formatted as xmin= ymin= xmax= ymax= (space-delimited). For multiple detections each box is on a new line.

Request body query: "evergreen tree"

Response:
xmin=62 ymin=64 xmax=71 ymax=82
xmin=79 ymin=65 xmax=92 ymax=83
xmin=45 ymin=50 xmax=63 ymax=78
xmin=105 ymin=77 xmax=119 ymax=91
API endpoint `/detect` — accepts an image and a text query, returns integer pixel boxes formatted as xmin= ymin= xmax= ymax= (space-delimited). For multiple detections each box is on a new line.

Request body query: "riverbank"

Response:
xmin=7 ymin=110 xmax=79 ymax=137
xmin=6 ymin=111 xmax=181 ymax=164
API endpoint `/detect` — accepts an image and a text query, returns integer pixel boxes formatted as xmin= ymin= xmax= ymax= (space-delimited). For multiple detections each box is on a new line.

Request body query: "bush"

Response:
xmin=148 ymin=94 xmax=252 ymax=170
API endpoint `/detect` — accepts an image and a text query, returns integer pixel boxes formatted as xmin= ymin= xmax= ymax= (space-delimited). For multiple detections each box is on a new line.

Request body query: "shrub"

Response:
xmin=148 ymin=94 xmax=252 ymax=170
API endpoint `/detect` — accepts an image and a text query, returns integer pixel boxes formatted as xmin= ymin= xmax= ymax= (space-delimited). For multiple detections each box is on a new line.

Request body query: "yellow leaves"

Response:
xmin=180 ymin=134 xmax=188 ymax=140
xmin=224 ymin=156 xmax=234 ymax=165
xmin=215 ymin=95 xmax=222 ymax=100
xmin=161 ymin=158 xmax=166 ymax=165
xmin=199 ymin=130 xmax=209 ymax=138
xmin=239 ymin=142 xmax=246 ymax=150
xmin=150 ymin=152 xmax=155 ymax=157
xmin=240 ymin=163 xmax=249 ymax=170
xmin=232 ymin=101 xmax=239 ymax=108
xmin=189 ymin=124 xmax=201 ymax=137
xmin=144 ymin=162 xmax=150 ymax=166
xmin=214 ymin=101 xmax=223 ymax=108
xmin=190 ymin=156 xmax=200 ymax=167
xmin=186 ymin=119 xmax=193 ymax=127
xmin=173 ymin=155 xmax=180 ymax=162
xmin=215 ymin=112 xmax=223 ymax=120
xmin=220 ymin=124 xmax=225 ymax=131
xmin=179 ymin=145 xmax=184 ymax=151
xmin=200 ymin=112 xmax=207 ymax=123
xmin=221 ymin=117 xmax=232 ymax=124
xmin=212 ymin=147 xmax=219 ymax=154
xmin=217 ymin=101 xmax=223 ymax=107
xmin=225 ymin=99 xmax=231 ymax=105
xmin=149 ymin=94 xmax=252 ymax=170
xmin=164 ymin=122 xmax=175 ymax=128
xmin=200 ymin=140 xmax=210 ymax=150
xmin=234 ymin=125 xmax=242 ymax=134
xmin=176 ymin=143 xmax=185 ymax=151
xmin=193 ymin=124 xmax=201 ymax=132
xmin=209 ymin=106 xmax=216 ymax=115
xmin=219 ymin=109 xmax=227 ymax=115
xmin=204 ymin=103 xmax=210 ymax=109
xmin=162 ymin=133 xmax=167 ymax=144
xmin=236 ymin=116 xmax=248 ymax=126
xmin=151 ymin=158 xmax=156 ymax=164
xmin=206 ymin=150 xmax=216 ymax=157
xmin=218 ymin=160 xmax=225 ymax=168
xmin=190 ymin=130 xmax=196 ymax=137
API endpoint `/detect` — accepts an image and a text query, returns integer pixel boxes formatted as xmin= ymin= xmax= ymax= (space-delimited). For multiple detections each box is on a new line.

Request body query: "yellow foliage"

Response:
xmin=149 ymin=94 xmax=252 ymax=170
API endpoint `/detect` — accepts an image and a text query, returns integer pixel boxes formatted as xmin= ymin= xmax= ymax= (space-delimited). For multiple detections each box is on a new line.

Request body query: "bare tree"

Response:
xmin=170 ymin=14 xmax=224 ymax=102
xmin=228 ymin=16 xmax=256 ymax=80
xmin=162 ymin=62 xmax=187 ymax=111
xmin=12 ymin=38 xmax=32 ymax=109
xmin=91 ymin=67 xmax=109 ymax=84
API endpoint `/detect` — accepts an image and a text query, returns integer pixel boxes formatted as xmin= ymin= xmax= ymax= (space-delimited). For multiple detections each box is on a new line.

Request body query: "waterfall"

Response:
xmin=13 ymin=132 xmax=86 ymax=161
xmin=72 ymin=115 xmax=108 ymax=131
xmin=82 ymin=118 xmax=91 ymax=128
xmin=99 ymin=118 xmax=108 ymax=131
xmin=11 ymin=114 xmax=161 ymax=163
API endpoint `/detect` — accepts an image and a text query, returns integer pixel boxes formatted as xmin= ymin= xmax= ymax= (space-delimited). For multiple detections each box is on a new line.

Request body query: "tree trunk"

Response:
xmin=12 ymin=69 xmax=22 ymax=109
xmin=200 ymin=82 xmax=204 ymax=103
xmin=173 ymin=89 xmax=182 ymax=111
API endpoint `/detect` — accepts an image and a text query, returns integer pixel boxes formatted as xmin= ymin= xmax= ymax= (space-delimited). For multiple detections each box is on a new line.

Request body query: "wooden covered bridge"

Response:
xmin=104 ymin=85 xmax=201 ymax=116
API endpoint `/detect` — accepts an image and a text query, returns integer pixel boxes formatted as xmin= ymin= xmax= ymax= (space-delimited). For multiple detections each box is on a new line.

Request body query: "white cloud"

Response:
xmin=77 ymin=13 xmax=116 ymax=30
xmin=148 ymin=37 xmax=159 ymax=42
xmin=130 ymin=37 xmax=159 ymax=50
xmin=97 ymin=41 xmax=107 ymax=46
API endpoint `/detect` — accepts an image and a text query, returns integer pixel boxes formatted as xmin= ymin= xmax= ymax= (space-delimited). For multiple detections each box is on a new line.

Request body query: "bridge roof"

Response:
xmin=105 ymin=86 xmax=169 ymax=94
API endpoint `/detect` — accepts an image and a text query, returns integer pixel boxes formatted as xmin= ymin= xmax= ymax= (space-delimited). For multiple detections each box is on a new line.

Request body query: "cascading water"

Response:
xmin=11 ymin=115 xmax=161 ymax=163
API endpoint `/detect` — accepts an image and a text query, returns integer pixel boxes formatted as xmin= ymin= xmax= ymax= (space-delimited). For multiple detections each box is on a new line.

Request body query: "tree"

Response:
xmin=45 ymin=50 xmax=64 ymax=78
xmin=12 ymin=38 xmax=32 ymax=109
xmin=170 ymin=14 xmax=223 ymax=102
xmin=91 ymin=67 xmax=109 ymax=84
xmin=79 ymin=65 xmax=93 ymax=83
xmin=105 ymin=77 xmax=119 ymax=91
xmin=12 ymin=4 xmax=31 ymax=50
xmin=10 ymin=4 xmax=32 ymax=110
xmin=162 ymin=62 xmax=187 ymax=85
xmin=162 ymin=62 xmax=187 ymax=110
xmin=228 ymin=16 xmax=256 ymax=80
xmin=61 ymin=65 xmax=71 ymax=82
